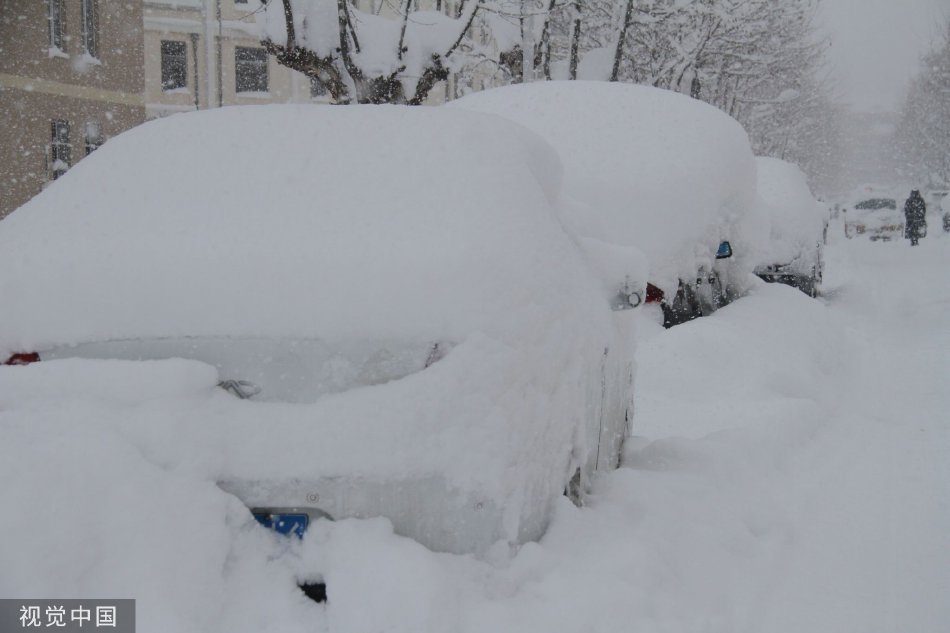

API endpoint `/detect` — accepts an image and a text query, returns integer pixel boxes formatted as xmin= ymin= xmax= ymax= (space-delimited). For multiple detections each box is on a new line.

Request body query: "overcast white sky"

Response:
xmin=819 ymin=0 xmax=948 ymax=112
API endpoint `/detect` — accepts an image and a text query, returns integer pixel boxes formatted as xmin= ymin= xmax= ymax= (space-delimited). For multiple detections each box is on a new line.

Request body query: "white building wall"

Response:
xmin=144 ymin=0 xmax=325 ymax=119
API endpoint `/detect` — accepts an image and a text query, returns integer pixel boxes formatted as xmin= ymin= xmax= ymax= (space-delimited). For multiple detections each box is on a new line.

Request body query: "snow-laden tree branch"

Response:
xmin=894 ymin=18 xmax=950 ymax=188
xmin=259 ymin=0 xmax=484 ymax=104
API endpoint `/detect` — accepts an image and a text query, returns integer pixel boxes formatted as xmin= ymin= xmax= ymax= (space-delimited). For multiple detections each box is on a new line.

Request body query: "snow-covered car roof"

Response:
xmin=754 ymin=157 xmax=828 ymax=266
xmin=0 ymin=105 xmax=602 ymax=355
xmin=448 ymin=81 xmax=760 ymax=292
xmin=846 ymin=184 xmax=904 ymax=209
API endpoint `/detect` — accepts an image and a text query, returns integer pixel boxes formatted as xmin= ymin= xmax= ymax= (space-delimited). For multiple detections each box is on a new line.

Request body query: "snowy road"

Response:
xmin=755 ymin=236 xmax=950 ymax=632
xmin=1 ymin=229 xmax=948 ymax=633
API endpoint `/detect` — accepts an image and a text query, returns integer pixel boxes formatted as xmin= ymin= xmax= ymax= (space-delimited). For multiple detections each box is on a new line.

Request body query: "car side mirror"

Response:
xmin=716 ymin=241 xmax=733 ymax=259
xmin=219 ymin=379 xmax=261 ymax=399
xmin=611 ymin=277 xmax=643 ymax=311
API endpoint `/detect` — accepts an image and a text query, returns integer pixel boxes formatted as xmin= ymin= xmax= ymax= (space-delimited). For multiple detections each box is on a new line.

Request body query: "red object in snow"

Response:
xmin=645 ymin=283 xmax=665 ymax=304
xmin=3 ymin=352 xmax=40 ymax=365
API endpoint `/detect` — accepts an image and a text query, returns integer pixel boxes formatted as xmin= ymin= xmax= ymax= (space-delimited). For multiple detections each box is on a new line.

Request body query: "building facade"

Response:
xmin=144 ymin=0 xmax=321 ymax=120
xmin=0 ymin=0 xmax=477 ymax=218
xmin=0 ymin=0 xmax=145 ymax=218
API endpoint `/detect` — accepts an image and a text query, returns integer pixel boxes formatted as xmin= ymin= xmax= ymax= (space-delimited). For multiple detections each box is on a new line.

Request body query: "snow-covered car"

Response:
xmin=449 ymin=81 xmax=765 ymax=328
xmin=843 ymin=192 xmax=903 ymax=241
xmin=925 ymin=189 xmax=949 ymax=232
xmin=752 ymin=157 xmax=829 ymax=297
xmin=0 ymin=105 xmax=633 ymax=555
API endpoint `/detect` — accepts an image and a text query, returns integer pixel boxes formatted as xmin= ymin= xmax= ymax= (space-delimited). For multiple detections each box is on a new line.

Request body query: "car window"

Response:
xmin=854 ymin=198 xmax=896 ymax=210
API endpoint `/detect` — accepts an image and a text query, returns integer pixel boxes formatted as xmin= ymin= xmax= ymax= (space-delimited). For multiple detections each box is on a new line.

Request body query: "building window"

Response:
xmin=161 ymin=40 xmax=187 ymax=91
xmin=84 ymin=120 xmax=104 ymax=155
xmin=235 ymin=47 xmax=268 ymax=93
xmin=310 ymin=76 xmax=328 ymax=98
xmin=47 ymin=0 xmax=64 ymax=51
xmin=50 ymin=120 xmax=71 ymax=180
xmin=81 ymin=0 xmax=99 ymax=58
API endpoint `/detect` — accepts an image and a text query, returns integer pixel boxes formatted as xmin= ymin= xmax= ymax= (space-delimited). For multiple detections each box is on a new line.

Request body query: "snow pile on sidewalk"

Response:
xmin=633 ymin=279 xmax=846 ymax=443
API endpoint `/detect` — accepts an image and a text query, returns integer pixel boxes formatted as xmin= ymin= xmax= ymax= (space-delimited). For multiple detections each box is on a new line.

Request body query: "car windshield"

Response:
xmin=39 ymin=338 xmax=449 ymax=403
xmin=854 ymin=198 xmax=896 ymax=210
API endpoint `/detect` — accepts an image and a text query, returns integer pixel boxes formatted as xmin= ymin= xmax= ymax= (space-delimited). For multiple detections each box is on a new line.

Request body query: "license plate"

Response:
xmin=252 ymin=510 xmax=310 ymax=538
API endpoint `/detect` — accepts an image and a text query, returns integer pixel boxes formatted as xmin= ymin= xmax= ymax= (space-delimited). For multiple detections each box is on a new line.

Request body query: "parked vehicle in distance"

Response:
xmin=449 ymin=81 xmax=766 ymax=329
xmin=925 ymin=189 xmax=949 ymax=232
xmin=752 ymin=157 xmax=829 ymax=297
xmin=843 ymin=189 xmax=903 ymax=241
xmin=0 ymin=105 xmax=633 ymax=555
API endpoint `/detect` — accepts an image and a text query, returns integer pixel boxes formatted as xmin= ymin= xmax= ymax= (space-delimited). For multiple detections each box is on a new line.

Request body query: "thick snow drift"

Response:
xmin=0 ymin=105 xmax=572 ymax=353
xmin=449 ymin=81 xmax=763 ymax=293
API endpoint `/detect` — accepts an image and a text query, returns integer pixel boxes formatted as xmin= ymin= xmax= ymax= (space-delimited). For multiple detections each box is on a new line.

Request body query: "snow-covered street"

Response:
xmin=434 ymin=229 xmax=950 ymax=633
xmin=1 ymin=226 xmax=947 ymax=633
xmin=4 ymin=0 xmax=949 ymax=629
xmin=754 ymin=235 xmax=950 ymax=632
xmin=615 ymin=230 xmax=950 ymax=632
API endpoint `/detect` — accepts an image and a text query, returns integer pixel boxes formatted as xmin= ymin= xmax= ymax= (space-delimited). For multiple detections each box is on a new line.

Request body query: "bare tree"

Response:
xmin=259 ymin=0 xmax=844 ymax=188
xmin=894 ymin=19 xmax=950 ymax=188
xmin=261 ymin=0 xmax=482 ymax=104
xmin=609 ymin=0 xmax=634 ymax=81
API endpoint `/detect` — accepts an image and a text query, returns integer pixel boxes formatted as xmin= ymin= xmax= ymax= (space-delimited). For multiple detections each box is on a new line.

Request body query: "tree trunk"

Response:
xmin=534 ymin=0 xmax=558 ymax=80
xmin=569 ymin=17 xmax=581 ymax=80
xmin=610 ymin=0 xmax=635 ymax=82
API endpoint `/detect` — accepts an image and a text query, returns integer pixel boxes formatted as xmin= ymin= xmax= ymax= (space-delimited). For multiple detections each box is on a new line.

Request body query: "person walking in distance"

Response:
xmin=904 ymin=189 xmax=927 ymax=246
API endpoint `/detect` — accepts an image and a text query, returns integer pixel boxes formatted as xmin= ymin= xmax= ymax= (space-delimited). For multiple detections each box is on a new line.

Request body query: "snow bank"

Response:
xmin=449 ymin=81 xmax=761 ymax=293
xmin=754 ymin=157 xmax=827 ymax=272
xmin=632 ymin=279 xmax=847 ymax=442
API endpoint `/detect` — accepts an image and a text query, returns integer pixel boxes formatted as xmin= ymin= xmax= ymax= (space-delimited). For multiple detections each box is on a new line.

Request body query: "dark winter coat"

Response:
xmin=904 ymin=191 xmax=927 ymax=238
